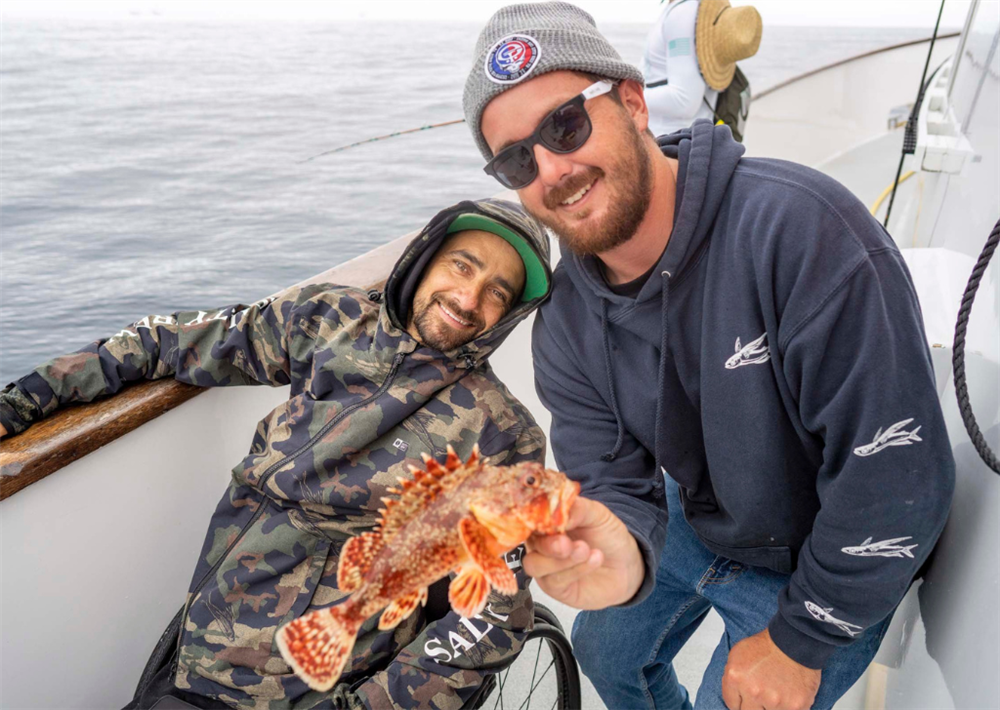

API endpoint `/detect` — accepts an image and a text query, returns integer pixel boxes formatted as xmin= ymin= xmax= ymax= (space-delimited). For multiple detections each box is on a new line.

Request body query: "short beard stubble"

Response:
xmin=531 ymin=112 xmax=654 ymax=256
xmin=410 ymin=293 xmax=485 ymax=352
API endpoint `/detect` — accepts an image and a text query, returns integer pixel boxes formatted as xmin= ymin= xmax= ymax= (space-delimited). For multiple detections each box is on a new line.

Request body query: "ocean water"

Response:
xmin=0 ymin=20 xmax=928 ymax=383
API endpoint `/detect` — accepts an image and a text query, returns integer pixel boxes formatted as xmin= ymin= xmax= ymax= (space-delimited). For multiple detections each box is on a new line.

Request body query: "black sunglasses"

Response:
xmin=483 ymin=80 xmax=615 ymax=190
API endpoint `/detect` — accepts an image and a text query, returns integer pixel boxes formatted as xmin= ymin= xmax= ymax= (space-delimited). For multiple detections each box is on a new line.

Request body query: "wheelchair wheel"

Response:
xmin=466 ymin=602 xmax=581 ymax=710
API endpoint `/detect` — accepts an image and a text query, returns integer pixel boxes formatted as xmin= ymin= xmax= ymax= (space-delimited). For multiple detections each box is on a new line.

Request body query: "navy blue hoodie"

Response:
xmin=532 ymin=120 xmax=955 ymax=668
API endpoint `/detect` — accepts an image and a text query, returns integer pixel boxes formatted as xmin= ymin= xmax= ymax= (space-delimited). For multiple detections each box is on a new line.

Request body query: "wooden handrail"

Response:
xmin=0 ymin=231 xmax=414 ymax=500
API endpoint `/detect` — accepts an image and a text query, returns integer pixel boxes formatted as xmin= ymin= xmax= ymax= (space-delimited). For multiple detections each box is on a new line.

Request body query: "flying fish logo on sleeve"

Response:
xmin=841 ymin=536 xmax=918 ymax=559
xmin=485 ymin=34 xmax=541 ymax=84
xmin=804 ymin=601 xmax=863 ymax=638
xmin=853 ymin=418 xmax=922 ymax=457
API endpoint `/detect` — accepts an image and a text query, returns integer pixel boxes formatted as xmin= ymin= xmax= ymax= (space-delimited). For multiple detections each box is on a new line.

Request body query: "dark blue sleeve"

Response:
xmin=770 ymin=249 xmax=955 ymax=668
xmin=532 ymin=307 xmax=669 ymax=606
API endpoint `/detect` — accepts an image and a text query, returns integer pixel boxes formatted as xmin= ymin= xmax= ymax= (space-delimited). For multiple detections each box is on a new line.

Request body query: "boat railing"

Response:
xmin=753 ymin=31 xmax=959 ymax=100
xmin=0 ymin=230 xmax=415 ymax=500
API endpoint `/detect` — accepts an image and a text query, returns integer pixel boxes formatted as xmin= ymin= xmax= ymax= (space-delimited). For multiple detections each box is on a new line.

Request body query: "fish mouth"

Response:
xmin=536 ymin=479 xmax=580 ymax=535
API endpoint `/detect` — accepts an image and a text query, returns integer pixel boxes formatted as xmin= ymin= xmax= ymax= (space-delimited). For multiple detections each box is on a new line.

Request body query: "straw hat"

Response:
xmin=695 ymin=0 xmax=762 ymax=91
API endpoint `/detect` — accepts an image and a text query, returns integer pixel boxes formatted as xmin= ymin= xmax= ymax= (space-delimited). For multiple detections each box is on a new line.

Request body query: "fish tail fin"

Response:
xmin=910 ymin=426 xmax=923 ymax=441
xmin=902 ymin=545 xmax=917 ymax=558
xmin=277 ymin=602 xmax=362 ymax=692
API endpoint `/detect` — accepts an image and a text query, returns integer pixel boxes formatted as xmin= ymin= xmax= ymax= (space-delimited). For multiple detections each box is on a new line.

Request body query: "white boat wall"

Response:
xmin=2 ymin=10 xmax=996 ymax=709
xmin=826 ymin=3 xmax=999 ymax=707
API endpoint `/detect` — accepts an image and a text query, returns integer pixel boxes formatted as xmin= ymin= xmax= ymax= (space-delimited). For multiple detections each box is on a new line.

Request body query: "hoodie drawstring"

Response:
xmin=600 ymin=300 xmax=626 ymax=462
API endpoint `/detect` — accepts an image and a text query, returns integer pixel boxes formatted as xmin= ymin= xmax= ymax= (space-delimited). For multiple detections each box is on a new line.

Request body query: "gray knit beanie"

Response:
xmin=463 ymin=1 xmax=644 ymax=161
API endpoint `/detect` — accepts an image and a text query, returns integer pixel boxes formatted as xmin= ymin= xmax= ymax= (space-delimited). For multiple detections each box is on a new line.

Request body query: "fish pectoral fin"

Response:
xmin=338 ymin=531 xmax=383 ymax=592
xmin=459 ymin=516 xmax=519 ymax=596
xmin=449 ymin=564 xmax=491 ymax=619
xmin=276 ymin=603 xmax=360 ymax=692
xmin=378 ymin=587 xmax=429 ymax=630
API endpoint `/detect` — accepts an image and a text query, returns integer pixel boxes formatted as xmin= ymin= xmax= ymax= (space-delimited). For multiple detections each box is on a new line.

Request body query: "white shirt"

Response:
xmin=642 ymin=0 xmax=719 ymax=137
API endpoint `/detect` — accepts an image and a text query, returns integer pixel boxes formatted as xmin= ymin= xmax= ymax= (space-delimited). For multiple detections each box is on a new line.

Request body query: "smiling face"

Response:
xmin=407 ymin=229 xmax=526 ymax=352
xmin=481 ymin=71 xmax=655 ymax=256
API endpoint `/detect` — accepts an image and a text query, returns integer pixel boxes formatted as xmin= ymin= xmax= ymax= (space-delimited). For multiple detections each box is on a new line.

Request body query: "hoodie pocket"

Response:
xmin=269 ymin=534 xmax=334 ymax=658
xmin=179 ymin=510 xmax=334 ymax=685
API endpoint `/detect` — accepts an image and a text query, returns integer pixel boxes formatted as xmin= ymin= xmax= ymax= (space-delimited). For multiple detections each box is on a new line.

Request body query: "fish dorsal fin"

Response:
xmin=378 ymin=445 xmax=482 ymax=542
xmin=735 ymin=337 xmax=742 ymax=352
xmin=862 ymin=537 xmax=873 ymax=545
xmin=445 ymin=447 xmax=462 ymax=471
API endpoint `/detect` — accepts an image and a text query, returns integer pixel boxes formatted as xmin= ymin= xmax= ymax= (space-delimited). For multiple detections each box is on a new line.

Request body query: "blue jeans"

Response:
xmin=572 ymin=477 xmax=893 ymax=710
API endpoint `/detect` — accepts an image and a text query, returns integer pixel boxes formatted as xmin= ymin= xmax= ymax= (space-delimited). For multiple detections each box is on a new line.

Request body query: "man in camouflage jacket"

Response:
xmin=0 ymin=198 xmax=553 ymax=710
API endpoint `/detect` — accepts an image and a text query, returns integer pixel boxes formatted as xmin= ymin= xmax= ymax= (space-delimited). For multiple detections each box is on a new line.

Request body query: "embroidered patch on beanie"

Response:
xmin=484 ymin=34 xmax=542 ymax=84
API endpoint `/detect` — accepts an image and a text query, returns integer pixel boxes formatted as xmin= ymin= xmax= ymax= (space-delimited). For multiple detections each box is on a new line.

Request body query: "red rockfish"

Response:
xmin=276 ymin=446 xmax=580 ymax=691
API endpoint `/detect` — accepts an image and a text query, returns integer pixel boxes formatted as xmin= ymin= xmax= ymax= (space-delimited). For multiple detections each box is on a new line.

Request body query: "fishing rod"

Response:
xmin=299 ymin=118 xmax=466 ymax=163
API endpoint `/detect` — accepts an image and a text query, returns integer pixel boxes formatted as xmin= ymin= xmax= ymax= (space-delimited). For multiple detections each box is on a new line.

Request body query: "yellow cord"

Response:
xmin=870 ymin=171 xmax=916 ymax=216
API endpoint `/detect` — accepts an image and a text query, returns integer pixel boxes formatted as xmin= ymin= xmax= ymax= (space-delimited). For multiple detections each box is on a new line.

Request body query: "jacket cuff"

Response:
xmin=618 ymin=550 xmax=655 ymax=608
xmin=612 ymin=513 xmax=656 ymax=608
xmin=0 ymin=383 xmax=43 ymax=436
xmin=767 ymin=611 xmax=839 ymax=670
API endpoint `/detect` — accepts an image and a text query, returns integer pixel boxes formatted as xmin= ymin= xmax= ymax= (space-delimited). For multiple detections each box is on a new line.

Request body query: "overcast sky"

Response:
xmin=0 ymin=0 xmax=973 ymax=28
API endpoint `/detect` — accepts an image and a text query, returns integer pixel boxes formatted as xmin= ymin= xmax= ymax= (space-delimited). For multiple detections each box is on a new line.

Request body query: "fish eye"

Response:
xmin=522 ymin=474 xmax=539 ymax=487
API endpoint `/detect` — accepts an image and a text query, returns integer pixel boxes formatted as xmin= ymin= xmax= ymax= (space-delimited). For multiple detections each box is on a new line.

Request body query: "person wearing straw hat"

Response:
xmin=643 ymin=0 xmax=761 ymax=137
xmin=464 ymin=2 xmax=954 ymax=709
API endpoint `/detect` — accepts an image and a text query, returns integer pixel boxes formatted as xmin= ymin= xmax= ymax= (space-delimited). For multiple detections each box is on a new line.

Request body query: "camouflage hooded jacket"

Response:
xmin=0 ymin=198 xmax=553 ymax=710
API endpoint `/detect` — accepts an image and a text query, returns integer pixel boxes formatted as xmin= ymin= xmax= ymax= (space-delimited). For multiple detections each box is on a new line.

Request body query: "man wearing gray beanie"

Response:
xmin=464 ymin=3 xmax=954 ymax=710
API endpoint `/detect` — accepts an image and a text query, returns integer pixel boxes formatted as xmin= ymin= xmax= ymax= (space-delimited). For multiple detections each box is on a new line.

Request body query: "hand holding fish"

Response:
xmin=721 ymin=629 xmax=821 ymax=710
xmin=523 ymin=496 xmax=645 ymax=610
xmin=275 ymin=446 xmax=580 ymax=692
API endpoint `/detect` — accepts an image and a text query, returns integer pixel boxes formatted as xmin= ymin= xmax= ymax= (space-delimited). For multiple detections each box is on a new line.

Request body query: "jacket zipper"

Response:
xmin=172 ymin=352 xmax=406 ymax=661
